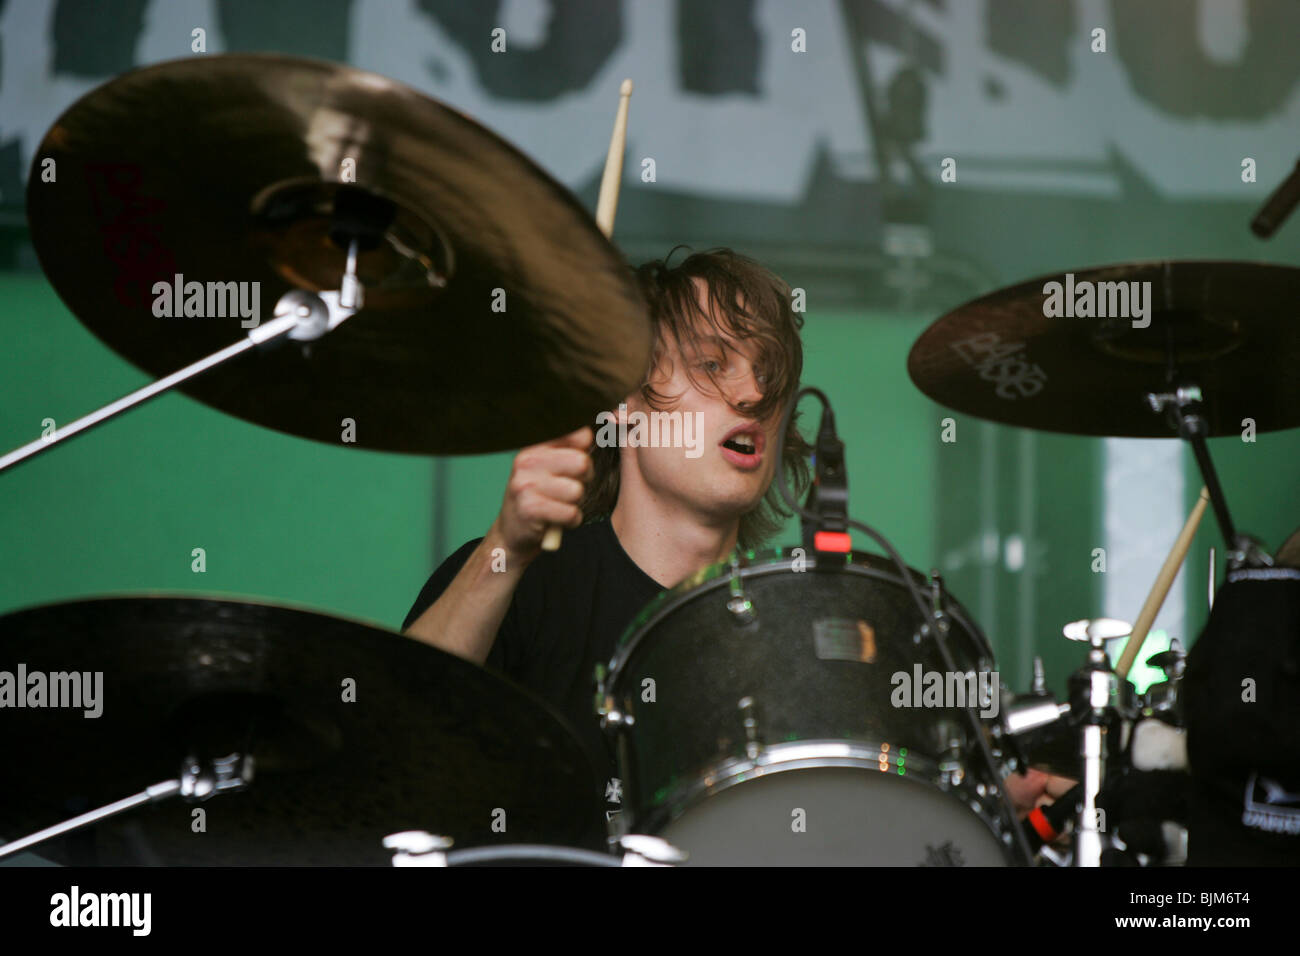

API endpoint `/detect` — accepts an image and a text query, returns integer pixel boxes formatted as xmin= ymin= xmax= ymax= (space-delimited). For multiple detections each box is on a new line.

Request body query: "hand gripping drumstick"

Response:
xmin=1116 ymin=486 xmax=1210 ymax=680
xmin=541 ymin=78 xmax=633 ymax=552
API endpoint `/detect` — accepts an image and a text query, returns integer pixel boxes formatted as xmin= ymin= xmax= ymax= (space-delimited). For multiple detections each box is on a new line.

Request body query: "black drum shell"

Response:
xmin=606 ymin=550 xmax=1001 ymax=831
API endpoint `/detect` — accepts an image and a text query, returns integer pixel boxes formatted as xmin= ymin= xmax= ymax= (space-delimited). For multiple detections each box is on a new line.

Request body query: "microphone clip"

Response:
xmin=803 ymin=409 xmax=850 ymax=554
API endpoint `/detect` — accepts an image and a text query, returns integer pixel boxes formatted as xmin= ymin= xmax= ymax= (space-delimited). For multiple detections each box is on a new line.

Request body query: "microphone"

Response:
xmin=1250 ymin=157 xmax=1300 ymax=238
xmin=800 ymin=400 xmax=850 ymax=553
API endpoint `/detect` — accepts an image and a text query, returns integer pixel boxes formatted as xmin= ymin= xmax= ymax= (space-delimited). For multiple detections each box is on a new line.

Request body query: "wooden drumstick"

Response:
xmin=1116 ymin=486 xmax=1210 ymax=679
xmin=541 ymin=78 xmax=633 ymax=553
xmin=594 ymin=78 xmax=634 ymax=236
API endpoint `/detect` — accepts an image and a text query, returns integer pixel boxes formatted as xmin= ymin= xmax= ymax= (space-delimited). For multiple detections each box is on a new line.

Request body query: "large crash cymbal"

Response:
xmin=0 ymin=596 xmax=602 ymax=864
xmin=908 ymin=261 xmax=1300 ymax=437
xmin=26 ymin=54 xmax=650 ymax=454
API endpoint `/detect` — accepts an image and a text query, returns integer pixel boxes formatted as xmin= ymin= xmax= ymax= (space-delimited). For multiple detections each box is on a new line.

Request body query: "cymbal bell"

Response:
xmin=908 ymin=260 xmax=1300 ymax=437
xmin=26 ymin=54 xmax=650 ymax=454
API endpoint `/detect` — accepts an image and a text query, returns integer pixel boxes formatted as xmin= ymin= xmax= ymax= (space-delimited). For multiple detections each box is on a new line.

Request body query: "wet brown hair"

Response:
xmin=580 ymin=247 xmax=812 ymax=550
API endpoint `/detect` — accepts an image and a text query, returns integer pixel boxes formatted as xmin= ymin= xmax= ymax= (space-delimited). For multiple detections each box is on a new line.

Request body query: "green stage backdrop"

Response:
xmin=4 ymin=0 xmax=1300 ymax=703
xmin=3 ymin=267 xmax=1300 ymax=700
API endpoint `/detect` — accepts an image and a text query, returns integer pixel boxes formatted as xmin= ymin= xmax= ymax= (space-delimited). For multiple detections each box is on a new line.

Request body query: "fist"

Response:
xmin=1003 ymin=767 xmax=1077 ymax=817
xmin=492 ymin=426 xmax=594 ymax=564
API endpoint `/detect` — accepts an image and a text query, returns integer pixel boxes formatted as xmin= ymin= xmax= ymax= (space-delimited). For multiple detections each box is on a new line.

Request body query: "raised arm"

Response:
xmin=403 ymin=426 xmax=594 ymax=664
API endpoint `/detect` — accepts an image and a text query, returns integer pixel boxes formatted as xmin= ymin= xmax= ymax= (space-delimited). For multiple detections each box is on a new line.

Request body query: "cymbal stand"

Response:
xmin=0 ymin=239 xmax=367 ymax=476
xmin=1146 ymin=385 xmax=1272 ymax=569
xmin=1064 ymin=622 xmax=1130 ymax=867
xmin=1001 ymin=619 xmax=1135 ymax=866
xmin=0 ymin=753 xmax=252 ymax=859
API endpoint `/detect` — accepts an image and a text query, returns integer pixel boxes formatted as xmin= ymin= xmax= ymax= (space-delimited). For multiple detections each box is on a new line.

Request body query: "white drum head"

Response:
xmin=658 ymin=766 xmax=1010 ymax=866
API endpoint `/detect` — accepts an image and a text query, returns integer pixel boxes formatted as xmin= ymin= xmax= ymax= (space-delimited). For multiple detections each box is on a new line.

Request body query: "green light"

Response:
xmin=897 ymin=766 xmax=905 ymax=775
xmin=899 ymin=748 xmax=907 ymax=757
xmin=1110 ymin=630 xmax=1173 ymax=694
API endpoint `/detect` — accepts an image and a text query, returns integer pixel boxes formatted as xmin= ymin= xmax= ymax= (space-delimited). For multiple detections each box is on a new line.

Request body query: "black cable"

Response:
xmin=775 ymin=387 xmax=1037 ymax=865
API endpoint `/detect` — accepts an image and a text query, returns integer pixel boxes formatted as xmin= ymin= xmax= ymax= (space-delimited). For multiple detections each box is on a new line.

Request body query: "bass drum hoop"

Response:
xmin=443 ymin=845 xmax=622 ymax=867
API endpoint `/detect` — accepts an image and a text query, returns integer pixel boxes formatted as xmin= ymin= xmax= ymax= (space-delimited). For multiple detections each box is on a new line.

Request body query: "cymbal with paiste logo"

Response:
xmin=908 ymin=261 xmax=1300 ymax=438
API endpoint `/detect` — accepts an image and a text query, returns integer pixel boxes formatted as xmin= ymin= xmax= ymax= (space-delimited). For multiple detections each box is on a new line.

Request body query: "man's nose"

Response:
xmin=730 ymin=368 xmax=765 ymax=412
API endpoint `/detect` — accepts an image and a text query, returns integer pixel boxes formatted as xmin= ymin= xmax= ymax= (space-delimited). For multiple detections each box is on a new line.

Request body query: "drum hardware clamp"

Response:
xmin=0 ymin=752 xmax=254 ymax=861
xmin=384 ymin=830 xmax=455 ymax=866
xmin=593 ymin=663 xmax=632 ymax=729
xmin=737 ymin=696 xmax=764 ymax=760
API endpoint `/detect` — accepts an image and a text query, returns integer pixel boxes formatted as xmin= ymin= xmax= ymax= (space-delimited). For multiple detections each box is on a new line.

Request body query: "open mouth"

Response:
xmin=719 ymin=425 xmax=764 ymax=468
xmin=722 ymin=435 xmax=756 ymax=454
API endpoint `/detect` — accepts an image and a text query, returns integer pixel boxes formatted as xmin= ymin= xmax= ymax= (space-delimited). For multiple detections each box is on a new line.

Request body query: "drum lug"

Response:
xmin=917 ymin=612 xmax=949 ymax=642
xmin=916 ymin=570 xmax=951 ymax=643
xmin=727 ymin=595 xmax=756 ymax=624
xmin=599 ymin=695 xmax=633 ymax=730
xmin=936 ymin=719 xmax=966 ymax=786
xmin=929 ymin=569 xmax=944 ymax=608
xmin=936 ymin=718 xmax=965 ymax=753
xmin=594 ymin=664 xmax=633 ymax=729
xmin=726 ymin=556 xmax=756 ymax=625
xmin=738 ymin=696 xmax=763 ymax=759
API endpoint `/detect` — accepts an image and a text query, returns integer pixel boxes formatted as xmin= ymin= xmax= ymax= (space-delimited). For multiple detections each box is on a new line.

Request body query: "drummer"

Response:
xmin=403 ymin=247 xmax=808 ymax=829
xmin=402 ymin=246 xmax=1069 ymax=839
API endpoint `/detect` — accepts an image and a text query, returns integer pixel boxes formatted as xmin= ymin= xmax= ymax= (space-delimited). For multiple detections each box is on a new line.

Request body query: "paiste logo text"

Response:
xmin=1041 ymin=273 xmax=1151 ymax=329
xmin=152 ymin=273 xmax=261 ymax=328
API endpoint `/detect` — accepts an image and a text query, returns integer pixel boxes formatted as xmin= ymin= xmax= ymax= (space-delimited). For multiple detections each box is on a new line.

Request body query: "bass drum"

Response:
xmin=600 ymin=549 xmax=1023 ymax=866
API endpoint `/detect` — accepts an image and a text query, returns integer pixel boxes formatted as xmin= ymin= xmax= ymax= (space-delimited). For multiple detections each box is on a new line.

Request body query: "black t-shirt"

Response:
xmin=402 ymin=518 xmax=665 ymax=832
